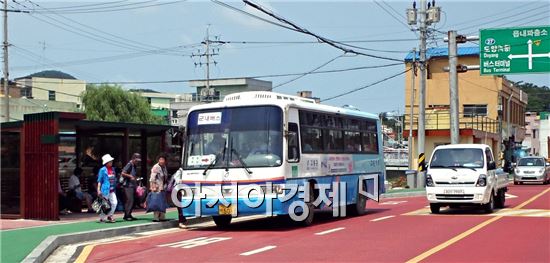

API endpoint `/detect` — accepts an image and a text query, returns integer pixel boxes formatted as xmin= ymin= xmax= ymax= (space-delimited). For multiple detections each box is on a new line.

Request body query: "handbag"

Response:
xmin=92 ymin=196 xmax=111 ymax=214
xmin=146 ymin=191 xmax=167 ymax=213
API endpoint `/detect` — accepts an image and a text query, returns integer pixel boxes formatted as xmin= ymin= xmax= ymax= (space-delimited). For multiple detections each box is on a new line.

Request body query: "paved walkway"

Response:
xmin=0 ymin=208 xmax=180 ymax=263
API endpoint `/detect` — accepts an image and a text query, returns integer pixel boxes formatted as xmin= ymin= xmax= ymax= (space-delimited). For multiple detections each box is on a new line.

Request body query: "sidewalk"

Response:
xmin=0 ymin=208 xmax=181 ymax=263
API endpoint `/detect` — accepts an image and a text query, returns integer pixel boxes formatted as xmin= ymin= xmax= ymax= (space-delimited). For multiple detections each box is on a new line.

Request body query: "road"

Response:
xmin=78 ymin=184 xmax=550 ymax=262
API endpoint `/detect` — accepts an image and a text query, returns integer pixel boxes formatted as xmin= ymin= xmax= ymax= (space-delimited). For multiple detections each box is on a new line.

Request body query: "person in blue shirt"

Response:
xmin=97 ymin=154 xmax=118 ymax=223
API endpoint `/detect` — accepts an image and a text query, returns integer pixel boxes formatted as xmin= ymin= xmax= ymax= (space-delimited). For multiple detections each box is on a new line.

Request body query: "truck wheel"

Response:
xmin=213 ymin=215 xmax=232 ymax=228
xmin=495 ymin=189 xmax=505 ymax=208
xmin=483 ymin=193 xmax=495 ymax=213
xmin=430 ymin=203 xmax=440 ymax=214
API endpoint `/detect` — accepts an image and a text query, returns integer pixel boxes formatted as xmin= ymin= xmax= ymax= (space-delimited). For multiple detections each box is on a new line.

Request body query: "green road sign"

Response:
xmin=480 ymin=26 xmax=550 ymax=75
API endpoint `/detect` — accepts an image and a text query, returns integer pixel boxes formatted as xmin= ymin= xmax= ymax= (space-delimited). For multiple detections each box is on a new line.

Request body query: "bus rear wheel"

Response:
xmin=213 ymin=215 xmax=232 ymax=228
xmin=347 ymin=191 xmax=367 ymax=216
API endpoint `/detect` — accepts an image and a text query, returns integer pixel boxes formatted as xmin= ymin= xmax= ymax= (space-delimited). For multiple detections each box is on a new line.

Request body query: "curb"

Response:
xmin=381 ymin=190 xmax=426 ymax=199
xmin=22 ymin=216 xmax=211 ymax=263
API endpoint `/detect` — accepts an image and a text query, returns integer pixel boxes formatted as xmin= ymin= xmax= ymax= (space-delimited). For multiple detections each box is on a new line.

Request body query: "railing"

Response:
xmin=384 ymin=148 xmax=409 ymax=167
xmin=403 ymin=111 xmax=499 ymax=134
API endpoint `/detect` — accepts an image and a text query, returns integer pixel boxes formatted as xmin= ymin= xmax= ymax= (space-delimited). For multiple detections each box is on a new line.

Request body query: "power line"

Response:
xmin=273 ymin=53 xmax=346 ymax=89
xmin=25 ymin=0 xmax=164 ymax=52
xmin=21 ymin=62 xmax=403 ymax=86
xmin=11 ymin=43 xmax=199 ymax=70
xmin=322 ymin=68 xmax=411 ymax=102
xmin=242 ymin=0 xmax=403 ymax=62
xmin=447 ymin=1 xmax=544 ymax=29
xmin=17 ymin=1 xmax=187 ymax=14
xmin=373 ymin=0 xmax=413 ymax=33
xmin=211 ymin=0 xmax=298 ymax=32
xmin=459 ymin=5 xmax=549 ymax=34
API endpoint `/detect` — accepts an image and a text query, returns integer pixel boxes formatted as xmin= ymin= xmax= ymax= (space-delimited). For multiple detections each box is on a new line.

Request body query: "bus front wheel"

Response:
xmin=213 ymin=215 xmax=232 ymax=228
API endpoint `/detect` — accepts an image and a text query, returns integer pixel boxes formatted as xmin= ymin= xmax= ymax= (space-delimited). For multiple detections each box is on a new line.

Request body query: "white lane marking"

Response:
xmin=505 ymin=193 xmax=518 ymax=199
xmin=158 ymin=237 xmax=232 ymax=249
xmin=240 ymin=245 xmax=277 ymax=256
xmin=380 ymin=201 xmax=408 ymax=205
xmin=315 ymin=227 xmax=345 ymax=236
xmin=370 ymin=215 xmax=395 ymax=222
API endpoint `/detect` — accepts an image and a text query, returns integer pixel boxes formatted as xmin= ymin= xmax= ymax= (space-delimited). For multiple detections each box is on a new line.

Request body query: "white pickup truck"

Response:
xmin=425 ymin=144 xmax=509 ymax=214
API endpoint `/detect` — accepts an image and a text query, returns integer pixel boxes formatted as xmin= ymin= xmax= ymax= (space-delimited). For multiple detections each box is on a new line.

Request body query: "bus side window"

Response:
xmin=288 ymin=123 xmax=300 ymax=162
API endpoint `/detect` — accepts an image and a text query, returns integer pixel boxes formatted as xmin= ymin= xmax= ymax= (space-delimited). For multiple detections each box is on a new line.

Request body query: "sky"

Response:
xmin=5 ymin=0 xmax=550 ymax=114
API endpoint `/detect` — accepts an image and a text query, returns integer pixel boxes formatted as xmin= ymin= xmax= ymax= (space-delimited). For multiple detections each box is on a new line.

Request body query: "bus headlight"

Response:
xmin=476 ymin=174 xmax=487 ymax=187
xmin=426 ymin=174 xmax=434 ymax=187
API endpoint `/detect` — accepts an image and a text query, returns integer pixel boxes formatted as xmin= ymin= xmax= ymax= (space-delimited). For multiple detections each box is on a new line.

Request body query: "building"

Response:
xmin=189 ymin=78 xmax=272 ymax=102
xmin=135 ymin=91 xmax=191 ymax=123
xmin=523 ymin=112 xmax=540 ymax=156
xmin=15 ymin=70 xmax=86 ymax=107
xmin=169 ymin=78 xmax=273 ymax=126
xmin=538 ymin=112 xmax=550 ymax=158
xmin=403 ymin=47 xmax=528 ymax=166
xmin=0 ymin=97 xmax=78 ymax=121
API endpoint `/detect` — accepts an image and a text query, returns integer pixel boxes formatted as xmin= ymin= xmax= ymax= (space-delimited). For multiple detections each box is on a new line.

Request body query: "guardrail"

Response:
xmin=403 ymin=111 xmax=499 ymax=133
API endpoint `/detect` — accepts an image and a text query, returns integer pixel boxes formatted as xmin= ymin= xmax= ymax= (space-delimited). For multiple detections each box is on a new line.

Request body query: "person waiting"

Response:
xmin=68 ymin=167 xmax=94 ymax=213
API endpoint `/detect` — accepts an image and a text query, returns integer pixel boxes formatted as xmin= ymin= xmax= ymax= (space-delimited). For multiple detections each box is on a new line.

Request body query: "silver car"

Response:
xmin=514 ymin=157 xmax=550 ymax=185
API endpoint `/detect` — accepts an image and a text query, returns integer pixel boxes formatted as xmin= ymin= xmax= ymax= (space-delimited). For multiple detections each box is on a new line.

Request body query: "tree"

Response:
xmin=82 ymin=84 xmax=163 ymax=124
xmin=514 ymin=81 xmax=550 ymax=112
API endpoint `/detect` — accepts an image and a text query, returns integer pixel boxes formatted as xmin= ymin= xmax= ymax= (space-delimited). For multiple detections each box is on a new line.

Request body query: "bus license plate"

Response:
xmin=444 ymin=189 xmax=465 ymax=194
xmin=219 ymin=204 xmax=235 ymax=215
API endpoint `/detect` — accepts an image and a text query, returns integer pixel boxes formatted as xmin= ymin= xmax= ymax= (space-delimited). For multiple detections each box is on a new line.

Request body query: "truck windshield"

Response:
xmin=184 ymin=106 xmax=283 ymax=170
xmin=430 ymin=148 xmax=484 ymax=169
xmin=517 ymin=158 xmax=544 ymax=166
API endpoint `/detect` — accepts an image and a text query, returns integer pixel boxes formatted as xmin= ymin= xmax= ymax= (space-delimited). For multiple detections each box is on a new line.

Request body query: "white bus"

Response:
xmin=179 ymin=91 xmax=385 ymax=227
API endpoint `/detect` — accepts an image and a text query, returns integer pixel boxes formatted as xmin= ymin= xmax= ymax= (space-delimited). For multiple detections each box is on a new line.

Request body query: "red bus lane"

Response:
xmin=81 ymin=186 xmax=549 ymax=262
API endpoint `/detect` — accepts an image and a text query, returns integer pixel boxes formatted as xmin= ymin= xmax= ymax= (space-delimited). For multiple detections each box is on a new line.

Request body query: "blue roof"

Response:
xmin=404 ymin=46 xmax=479 ymax=61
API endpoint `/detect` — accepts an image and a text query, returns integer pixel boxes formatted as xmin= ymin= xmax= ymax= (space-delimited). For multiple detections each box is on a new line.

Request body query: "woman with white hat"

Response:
xmin=97 ymin=154 xmax=118 ymax=223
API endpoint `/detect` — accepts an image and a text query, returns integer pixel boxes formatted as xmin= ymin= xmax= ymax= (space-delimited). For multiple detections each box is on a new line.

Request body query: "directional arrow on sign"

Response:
xmin=508 ymin=39 xmax=550 ymax=70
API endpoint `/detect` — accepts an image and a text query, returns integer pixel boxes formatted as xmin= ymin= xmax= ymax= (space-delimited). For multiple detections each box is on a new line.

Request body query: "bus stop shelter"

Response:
xmin=1 ymin=112 xmax=181 ymax=220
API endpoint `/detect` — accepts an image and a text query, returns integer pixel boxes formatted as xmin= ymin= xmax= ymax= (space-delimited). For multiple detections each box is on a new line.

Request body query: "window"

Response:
xmin=299 ymin=110 xmax=379 ymax=154
xmin=533 ymin=129 xmax=537 ymax=139
xmin=301 ymin=127 xmax=324 ymax=152
xmin=20 ymin=88 xmax=32 ymax=98
xmin=463 ymin=104 xmax=487 ymax=117
xmin=48 ymin=90 xmax=56 ymax=101
xmin=172 ymin=110 xmax=178 ymax=118
xmin=344 ymin=131 xmax=361 ymax=152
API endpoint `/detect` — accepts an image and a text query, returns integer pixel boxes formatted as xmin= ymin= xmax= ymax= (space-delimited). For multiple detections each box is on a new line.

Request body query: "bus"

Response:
xmin=178 ymin=91 xmax=385 ymax=227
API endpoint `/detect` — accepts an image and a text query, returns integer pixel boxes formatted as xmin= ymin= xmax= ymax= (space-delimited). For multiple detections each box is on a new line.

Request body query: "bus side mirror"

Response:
xmin=287 ymin=131 xmax=299 ymax=162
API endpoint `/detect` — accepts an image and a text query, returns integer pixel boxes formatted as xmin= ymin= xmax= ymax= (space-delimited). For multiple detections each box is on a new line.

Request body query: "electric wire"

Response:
xmin=242 ymin=0 xmax=403 ymax=62
xmin=322 ymin=68 xmax=411 ymax=102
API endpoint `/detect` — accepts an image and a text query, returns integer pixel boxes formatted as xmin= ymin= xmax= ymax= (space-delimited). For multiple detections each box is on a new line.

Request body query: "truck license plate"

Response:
xmin=444 ymin=189 xmax=465 ymax=194
xmin=219 ymin=204 xmax=235 ymax=215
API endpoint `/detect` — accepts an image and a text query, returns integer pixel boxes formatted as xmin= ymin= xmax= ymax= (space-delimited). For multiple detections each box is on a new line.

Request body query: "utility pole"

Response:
xmin=448 ymin=30 xmax=459 ymax=144
xmin=3 ymin=0 xmax=9 ymax=122
xmin=191 ymin=25 xmax=220 ymax=102
xmin=444 ymin=32 xmax=479 ymax=144
xmin=408 ymin=48 xmax=416 ymax=170
xmin=406 ymin=0 xmax=440 ymax=186
xmin=205 ymin=26 xmax=211 ymax=99
xmin=417 ymin=0 xmax=427 ymax=163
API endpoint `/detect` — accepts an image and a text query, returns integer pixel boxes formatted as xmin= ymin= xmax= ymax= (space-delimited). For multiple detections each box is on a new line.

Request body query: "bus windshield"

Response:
xmin=184 ymin=106 xmax=283 ymax=169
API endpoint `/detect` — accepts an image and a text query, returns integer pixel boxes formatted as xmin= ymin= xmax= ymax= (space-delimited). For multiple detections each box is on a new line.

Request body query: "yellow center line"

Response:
xmin=74 ymin=228 xmax=185 ymax=263
xmin=406 ymin=187 xmax=550 ymax=263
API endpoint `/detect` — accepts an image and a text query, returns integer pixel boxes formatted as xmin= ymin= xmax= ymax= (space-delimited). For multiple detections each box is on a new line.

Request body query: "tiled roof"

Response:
xmin=404 ymin=46 xmax=479 ymax=61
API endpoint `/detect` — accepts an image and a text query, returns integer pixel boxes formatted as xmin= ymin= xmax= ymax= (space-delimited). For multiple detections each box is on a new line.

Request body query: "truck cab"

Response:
xmin=425 ymin=144 xmax=508 ymax=214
